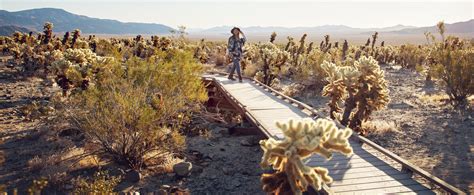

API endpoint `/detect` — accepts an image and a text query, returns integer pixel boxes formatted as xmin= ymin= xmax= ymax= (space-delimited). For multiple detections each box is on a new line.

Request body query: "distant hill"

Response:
xmin=0 ymin=25 xmax=34 ymax=36
xmin=392 ymin=19 xmax=474 ymax=34
xmin=190 ymin=20 xmax=472 ymax=36
xmin=190 ymin=24 xmax=417 ymax=35
xmin=0 ymin=8 xmax=174 ymax=34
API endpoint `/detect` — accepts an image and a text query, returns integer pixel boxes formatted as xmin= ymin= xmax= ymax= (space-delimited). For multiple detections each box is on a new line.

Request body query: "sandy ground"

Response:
xmin=1 ymin=58 xmax=472 ymax=193
xmin=298 ymin=64 xmax=474 ymax=194
xmin=0 ymin=60 xmax=265 ymax=194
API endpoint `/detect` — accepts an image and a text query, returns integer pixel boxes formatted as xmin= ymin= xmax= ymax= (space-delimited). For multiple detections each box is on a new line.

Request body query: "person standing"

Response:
xmin=227 ymin=27 xmax=246 ymax=82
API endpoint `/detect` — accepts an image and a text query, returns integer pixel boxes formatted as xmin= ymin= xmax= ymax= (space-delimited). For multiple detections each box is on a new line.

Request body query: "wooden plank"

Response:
xmin=330 ymin=174 xmax=413 ymax=186
xmin=335 ymin=182 xmax=434 ymax=195
xmin=354 ymin=135 xmax=466 ymax=195
xmin=317 ymin=160 xmax=399 ymax=170
xmin=331 ymin=178 xmax=429 ymax=192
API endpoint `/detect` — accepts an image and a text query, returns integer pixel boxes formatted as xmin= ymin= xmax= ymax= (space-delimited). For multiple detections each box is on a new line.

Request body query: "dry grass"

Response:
xmin=244 ymin=62 xmax=258 ymax=77
xmin=148 ymin=153 xmax=183 ymax=173
xmin=416 ymin=93 xmax=450 ymax=103
xmin=363 ymin=120 xmax=399 ymax=135
xmin=416 ymin=93 xmax=474 ymax=107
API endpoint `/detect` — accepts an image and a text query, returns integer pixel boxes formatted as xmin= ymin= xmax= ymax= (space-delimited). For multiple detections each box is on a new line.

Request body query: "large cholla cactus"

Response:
xmin=50 ymin=48 xmax=113 ymax=95
xmin=43 ymin=22 xmax=53 ymax=45
xmin=260 ymin=118 xmax=353 ymax=194
xmin=321 ymin=56 xmax=390 ymax=133
xmin=256 ymin=42 xmax=290 ymax=85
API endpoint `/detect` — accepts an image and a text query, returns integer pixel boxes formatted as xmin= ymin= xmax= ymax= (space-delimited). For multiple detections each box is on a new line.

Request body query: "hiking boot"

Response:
xmin=228 ymin=77 xmax=236 ymax=81
xmin=239 ymin=79 xmax=243 ymax=83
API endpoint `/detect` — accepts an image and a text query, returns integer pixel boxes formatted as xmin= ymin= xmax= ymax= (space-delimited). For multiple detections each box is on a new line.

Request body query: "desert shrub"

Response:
xmin=292 ymin=49 xmax=330 ymax=88
xmin=394 ymin=44 xmax=425 ymax=69
xmin=321 ymin=56 xmax=390 ymax=134
xmin=73 ymin=170 xmax=120 ymax=194
xmin=260 ymin=118 xmax=353 ymax=194
xmin=68 ymin=50 xmax=207 ymax=170
xmin=95 ymin=39 xmax=121 ymax=57
xmin=430 ymin=36 xmax=474 ymax=105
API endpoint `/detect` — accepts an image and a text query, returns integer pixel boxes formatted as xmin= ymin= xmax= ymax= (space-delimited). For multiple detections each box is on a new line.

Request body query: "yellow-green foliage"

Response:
xmin=73 ymin=170 xmax=120 ymax=194
xmin=68 ymin=50 xmax=207 ymax=169
xmin=394 ymin=44 xmax=426 ymax=69
xmin=27 ymin=178 xmax=48 ymax=195
xmin=322 ymin=56 xmax=390 ymax=133
xmin=260 ymin=118 xmax=353 ymax=195
xmin=292 ymin=49 xmax=330 ymax=87
xmin=430 ymin=36 xmax=474 ymax=104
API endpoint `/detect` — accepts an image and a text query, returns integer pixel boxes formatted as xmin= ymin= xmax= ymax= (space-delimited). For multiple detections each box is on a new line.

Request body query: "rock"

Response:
xmin=232 ymin=180 xmax=241 ymax=187
xmin=401 ymin=123 xmax=413 ymax=128
xmin=125 ymin=170 xmax=141 ymax=183
xmin=222 ymin=167 xmax=232 ymax=175
xmin=389 ymin=102 xmax=413 ymax=109
xmin=192 ymin=165 xmax=203 ymax=174
xmin=58 ymin=128 xmax=82 ymax=137
xmin=157 ymin=189 xmax=167 ymax=195
xmin=211 ymin=126 xmax=228 ymax=135
xmin=160 ymin=185 xmax=171 ymax=190
xmin=64 ymin=184 xmax=73 ymax=190
xmin=442 ymin=122 xmax=449 ymax=128
xmin=173 ymin=162 xmax=192 ymax=177
xmin=240 ymin=137 xmax=260 ymax=146
xmin=240 ymin=139 xmax=252 ymax=146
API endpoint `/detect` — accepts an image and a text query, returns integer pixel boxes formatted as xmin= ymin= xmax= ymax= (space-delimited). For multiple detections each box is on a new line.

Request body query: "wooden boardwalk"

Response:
xmin=203 ymin=73 xmax=465 ymax=195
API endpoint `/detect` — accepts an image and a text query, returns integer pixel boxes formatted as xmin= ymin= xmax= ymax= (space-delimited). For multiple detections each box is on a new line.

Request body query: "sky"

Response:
xmin=1 ymin=0 xmax=473 ymax=29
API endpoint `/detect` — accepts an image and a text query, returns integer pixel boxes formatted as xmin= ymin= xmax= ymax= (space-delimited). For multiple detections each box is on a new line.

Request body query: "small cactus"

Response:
xmin=260 ymin=118 xmax=353 ymax=195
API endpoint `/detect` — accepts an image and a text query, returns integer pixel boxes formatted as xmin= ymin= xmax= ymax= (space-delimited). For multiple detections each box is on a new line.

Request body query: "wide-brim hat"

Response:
xmin=231 ymin=27 xmax=241 ymax=34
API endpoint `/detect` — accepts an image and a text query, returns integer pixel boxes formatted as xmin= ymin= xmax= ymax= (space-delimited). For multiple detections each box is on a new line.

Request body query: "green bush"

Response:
xmin=73 ymin=170 xmax=120 ymax=194
xmin=68 ymin=50 xmax=207 ymax=169
xmin=431 ymin=36 xmax=474 ymax=105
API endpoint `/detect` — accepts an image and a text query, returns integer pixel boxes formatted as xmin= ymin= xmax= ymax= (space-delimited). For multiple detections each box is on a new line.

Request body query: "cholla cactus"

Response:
xmin=43 ymin=22 xmax=53 ymax=45
xmin=194 ymin=39 xmax=210 ymax=63
xmin=437 ymin=21 xmax=446 ymax=42
xmin=71 ymin=29 xmax=81 ymax=47
xmin=321 ymin=56 xmax=390 ymax=133
xmin=270 ymin=32 xmax=277 ymax=43
xmin=50 ymin=48 xmax=111 ymax=95
xmin=342 ymin=40 xmax=349 ymax=60
xmin=260 ymin=118 xmax=353 ymax=194
xmin=371 ymin=32 xmax=378 ymax=50
xmin=257 ymin=42 xmax=290 ymax=85
xmin=320 ymin=35 xmax=331 ymax=53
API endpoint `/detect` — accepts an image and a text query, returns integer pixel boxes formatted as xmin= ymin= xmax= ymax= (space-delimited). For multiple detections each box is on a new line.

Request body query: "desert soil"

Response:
xmin=298 ymin=64 xmax=473 ymax=194
xmin=0 ymin=59 xmax=265 ymax=194
xmin=1 ymin=58 xmax=472 ymax=194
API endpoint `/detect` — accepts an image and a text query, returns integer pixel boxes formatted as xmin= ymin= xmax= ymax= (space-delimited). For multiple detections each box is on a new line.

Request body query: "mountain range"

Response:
xmin=0 ymin=8 xmax=174 ymax=35
xmin=189 ymin=21 xmax=473 ymax=35
xmin=0 ymin=8 xmax=473 ymax=37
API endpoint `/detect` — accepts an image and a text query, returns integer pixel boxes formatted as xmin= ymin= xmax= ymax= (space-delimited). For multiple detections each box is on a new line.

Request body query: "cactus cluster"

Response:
xmin=50 ymin=48 xmax=114 ymax=95
xmin=321 ymin=56 xmax=390 ymax=133
xmin=260 ymin=118 xmax=353 ymax=194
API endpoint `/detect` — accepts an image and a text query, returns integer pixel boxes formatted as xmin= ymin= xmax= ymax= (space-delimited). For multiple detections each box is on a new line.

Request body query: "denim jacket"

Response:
xmin=227 ymin=36 xmax=246 ymax=60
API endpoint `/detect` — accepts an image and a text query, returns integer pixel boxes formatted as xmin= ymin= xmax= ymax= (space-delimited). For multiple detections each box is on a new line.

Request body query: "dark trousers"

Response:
xmin=228 ymin=58 xmax=242 ymax=80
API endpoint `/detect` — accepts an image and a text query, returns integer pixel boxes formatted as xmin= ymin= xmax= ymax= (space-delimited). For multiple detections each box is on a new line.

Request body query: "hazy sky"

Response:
xmin=1 ymin=0 xmax=473 ymax=29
